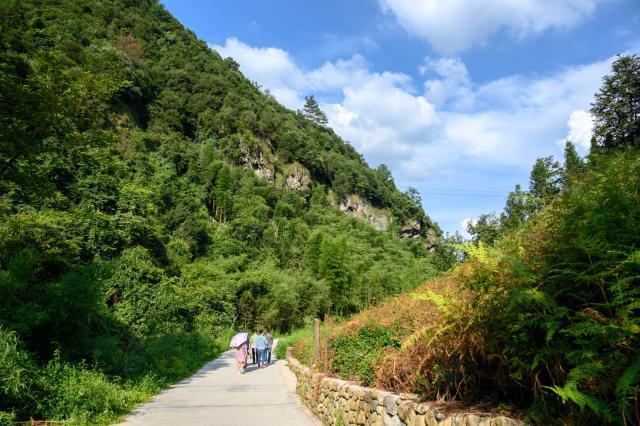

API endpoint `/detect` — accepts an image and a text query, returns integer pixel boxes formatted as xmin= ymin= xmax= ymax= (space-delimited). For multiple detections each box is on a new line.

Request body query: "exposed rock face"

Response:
xmin=400 ymin=220 xmax=422 ymax=239
xmin=283 ymin=162 xmax=311 ymax=191
xmin=240 ymin=143 xmax=275 ymax=183
xmin=339 ymin=194 xmax=390 ymax=231
xmin=424 ymin=228 xmax=438 ymax=251
xmin=400 ymin=220 xmax=439 ymax=251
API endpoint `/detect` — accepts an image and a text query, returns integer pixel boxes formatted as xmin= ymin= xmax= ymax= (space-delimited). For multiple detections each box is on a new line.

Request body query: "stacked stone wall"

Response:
xmin=286 ymin=348 xmax=527 ymax=426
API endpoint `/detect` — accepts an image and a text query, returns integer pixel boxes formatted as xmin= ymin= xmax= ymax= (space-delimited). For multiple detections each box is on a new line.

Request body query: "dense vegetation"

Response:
xmin=290 ymin=56 xmax=640 ymax=425
xmin=0 ymin=0 xmax=445 ymax=422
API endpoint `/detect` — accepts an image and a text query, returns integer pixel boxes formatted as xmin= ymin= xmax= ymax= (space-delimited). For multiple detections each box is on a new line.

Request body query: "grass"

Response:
xmin=275 ymin=326 xmax=315 ymax=363
xmin=0 ymin=327 xmax=233 ymax=425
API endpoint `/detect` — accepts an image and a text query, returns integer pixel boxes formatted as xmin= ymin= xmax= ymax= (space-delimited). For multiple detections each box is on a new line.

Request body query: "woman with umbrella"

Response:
xmin=230 ymin=332 xmax=249 ymax=374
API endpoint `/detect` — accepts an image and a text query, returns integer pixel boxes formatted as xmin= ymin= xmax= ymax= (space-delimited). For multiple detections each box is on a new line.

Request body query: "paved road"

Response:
xmin=120 ymin=346 xmax=317 ymax=426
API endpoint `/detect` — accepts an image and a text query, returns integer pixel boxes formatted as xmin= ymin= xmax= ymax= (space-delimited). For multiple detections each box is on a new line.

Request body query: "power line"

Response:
xmin=420 ymin=192 xmax=507 ymax=197
xmin=416 ymin=188 xmax=510 ymax=197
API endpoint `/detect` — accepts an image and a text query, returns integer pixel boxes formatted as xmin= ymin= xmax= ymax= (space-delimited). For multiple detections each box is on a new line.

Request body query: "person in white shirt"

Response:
xmin=249 ymin=332 xmax=258 ymax=365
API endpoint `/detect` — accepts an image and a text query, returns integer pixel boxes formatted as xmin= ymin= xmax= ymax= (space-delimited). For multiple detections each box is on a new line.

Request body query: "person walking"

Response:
xmin=234 ymin=339 xmax=248 ymax=374
xmin=255 ymin=331 xmax=268 ymax=368
xmin=265 ymin=331 xmax=274 ymax=364
xmin=249 ymin=332 xmax=258 ymax=365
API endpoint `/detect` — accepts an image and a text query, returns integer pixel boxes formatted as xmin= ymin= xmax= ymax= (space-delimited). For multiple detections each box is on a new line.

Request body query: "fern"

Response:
xmin=615 ymin=354 xmax=640 ymax=421
xmin=548 ymin=363 xmax=615 ymax=422
xmin=464 ymin=242 xmax=501 ymax=268
xmin=412 ymin=290 xmax=450 ymax=309
xmin=549 ymin=383 xmax=614 ymax=422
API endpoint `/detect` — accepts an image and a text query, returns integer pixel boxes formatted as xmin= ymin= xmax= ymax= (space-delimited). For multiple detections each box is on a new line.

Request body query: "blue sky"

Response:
xmin=161 ymin=0 xmax=640 ymax=235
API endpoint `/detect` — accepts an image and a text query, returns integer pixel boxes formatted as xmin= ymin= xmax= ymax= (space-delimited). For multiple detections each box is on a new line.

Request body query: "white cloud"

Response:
xmin=209 ymin=37 xmax=614 ymax=192
xmin=460 ymin=217 xmax=477 ymax=239
xmin=211 ymin=38 xmax=439 ymax=166
xmin=210 ymin=38 xmax=306 ymax=108
xmin=563 ymin=110 xmax=594 ymax=151
xmin=420 ymin=56 xmax=474 ymax=109
xmin=392 ymin=56 xmax=612 ymax=186
xmin=325 ymin=72 xmax=439 ymax=160
xmin=379 ymin=0 xmax=600 ymax=52
xmin=207 ymin=37 xmax=626 ymax=234
xmin=210 ymin=38 xmax=378 ymax=110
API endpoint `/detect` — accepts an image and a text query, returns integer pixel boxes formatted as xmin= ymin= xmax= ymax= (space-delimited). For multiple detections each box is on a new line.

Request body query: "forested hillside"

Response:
xmin=289 ymin=56 xmax=640 ymax=425
xmin=0 ymin=0 xmax=445 ymax=422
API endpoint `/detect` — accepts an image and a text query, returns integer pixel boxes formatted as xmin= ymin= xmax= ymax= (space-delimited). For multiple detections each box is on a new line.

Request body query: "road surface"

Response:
xmin=120 ymin=346 xmax=317 ymax=426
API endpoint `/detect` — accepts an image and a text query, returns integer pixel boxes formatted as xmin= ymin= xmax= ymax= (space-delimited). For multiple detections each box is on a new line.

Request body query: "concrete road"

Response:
xmin=120 ymin=346 xmax=318 ymax=426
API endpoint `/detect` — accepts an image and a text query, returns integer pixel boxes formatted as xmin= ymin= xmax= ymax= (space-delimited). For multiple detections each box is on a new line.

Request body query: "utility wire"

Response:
xmin=420 ymin=192 xmax=506 ymax=197
xmin=417 ymin=188 xmax=510 ymax=197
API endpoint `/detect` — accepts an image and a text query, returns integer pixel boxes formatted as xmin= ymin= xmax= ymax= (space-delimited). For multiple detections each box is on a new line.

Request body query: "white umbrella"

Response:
xmin=229 ymin=332 xmax=248 ymax=348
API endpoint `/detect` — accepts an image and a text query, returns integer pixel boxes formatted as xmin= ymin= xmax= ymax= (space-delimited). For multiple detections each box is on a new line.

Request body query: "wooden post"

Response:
xmin=314 ymin=318 xmax=320 ymax=361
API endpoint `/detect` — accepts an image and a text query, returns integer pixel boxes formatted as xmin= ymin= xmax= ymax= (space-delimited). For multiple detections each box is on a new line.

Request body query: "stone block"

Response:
xmin=414 ymin=403 xmax=429 ymax=415
xmin=368 ymin=412 xmax=378 ymax=425
xmin=356 ymin=409 xmax=367 ymax=424
xmin=397 ymin=401 xmax=413 ymax=421
xmin=414 ymin=414 xmax=426 ymax=426
xmin=464 ymin=414 xmax=481 ymax=426
xmin=425 ymin=415 xmax=439 ymax=426
xmin=490 ymin=416 xmax=522 ymax=426
xmin=399 ymin=393 xmax=419 ymax=401
xmin=383 ymin=395 xmax=398 ymax=415
xmin=407 ymin=409 xmax=417 ymax=425
xmin=382 ymin=413 xmax=402 ymax=426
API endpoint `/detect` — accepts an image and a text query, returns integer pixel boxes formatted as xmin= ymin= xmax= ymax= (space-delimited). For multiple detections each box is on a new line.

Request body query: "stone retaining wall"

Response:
xmin=286 ymin=348 xmax=527 ymax=426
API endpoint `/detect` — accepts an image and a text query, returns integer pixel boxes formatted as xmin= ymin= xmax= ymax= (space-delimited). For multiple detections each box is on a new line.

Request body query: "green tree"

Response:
xmin=467 ymin=213 xmax=501 ymax=245
xmin=500 ymin=184 xmax=535 ymax=232
xmin=562 ymin=141 xmax=585 ymax=186
xmin=319 ymin=236 xmax=350 ymax=314
xmin=375 ymin=164 xmax=394 ymax=186
xmin=529 ymin=155 xmax=562 ymax=208
xmin=305 ymin=230 xmax=325 ymax=275
xmin=590 ymin=54 xmax=640 ymax=149
xmin=406 ymin=187 xmax=422 ymax=207
xmin=213 ymin=166 xmax=232 ymax=222
xmin=301 ymin=95 xmax=328 ymax=126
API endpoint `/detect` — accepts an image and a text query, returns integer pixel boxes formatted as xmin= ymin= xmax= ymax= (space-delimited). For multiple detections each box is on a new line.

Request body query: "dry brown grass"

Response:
xmin=313 ymin=257 xmax=518 ymax=404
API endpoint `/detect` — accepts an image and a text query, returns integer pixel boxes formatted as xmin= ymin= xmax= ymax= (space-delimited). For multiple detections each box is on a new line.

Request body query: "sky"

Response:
xmin=161 ymin=0 xmax=640 ymax=235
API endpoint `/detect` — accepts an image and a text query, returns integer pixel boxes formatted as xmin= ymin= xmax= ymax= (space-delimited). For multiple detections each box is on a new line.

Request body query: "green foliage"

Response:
xmin=0 ymin=0 xmax=441 ymax=421
xmin=0 ymin=327 xmax=33 ymax=410
xmin=305 ymin=151 xmax=640 ymax=424
xmin=301 ymin=95 xmax=328 ymax=127
xmin=467 ymin=213 xmax=501 ymax=245
xmin=591 ymin=55 xmax=640 ymax=149
xmin=528 ymin=156 xmax=562 ymax=208
xmin=330 ymin=326 xmax=400 ymax=385
xmin=461 ymin=151 xmax=640 ymax=423
xmin=275 ymin=327 xmax=314 ymax=361
xmin=38 ymin=351 xmax=157 ymax=424
xmin=562 ymin=141 xmax=585 ymax=184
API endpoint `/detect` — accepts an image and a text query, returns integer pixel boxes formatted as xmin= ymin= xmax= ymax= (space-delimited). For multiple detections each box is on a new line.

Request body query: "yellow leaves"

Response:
xmin=412 ymin=289 xmax=449 ymax=309
xmin=464 ymin=241 xmax=503 ymax=268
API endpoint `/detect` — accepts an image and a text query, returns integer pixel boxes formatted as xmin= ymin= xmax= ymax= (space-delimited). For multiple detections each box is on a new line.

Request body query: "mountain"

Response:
xmin=0 ymin=0 xmax=446 ymax=422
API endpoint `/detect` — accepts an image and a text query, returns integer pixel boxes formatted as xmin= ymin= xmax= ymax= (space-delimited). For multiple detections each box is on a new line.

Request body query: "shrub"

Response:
xmin=310 ymin=152 xmax=640 ymax=424
xmin=0 ymin=327 xmax=35 ymax=415
xmin=330 ymin=325 xmax=400 ymax=385
xmin=38 ymin=351 xmax=157 ymax=424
